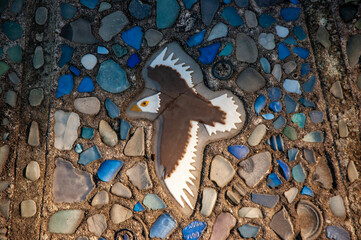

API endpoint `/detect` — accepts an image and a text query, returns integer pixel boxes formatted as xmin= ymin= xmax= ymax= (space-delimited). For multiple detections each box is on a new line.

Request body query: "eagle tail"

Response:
xmin=204 ymin=94 xmax=242 ymax=136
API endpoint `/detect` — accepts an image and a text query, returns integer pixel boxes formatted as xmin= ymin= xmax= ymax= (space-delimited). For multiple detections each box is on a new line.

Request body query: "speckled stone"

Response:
xmin=238 ymin=152 xmax=271 ymax=188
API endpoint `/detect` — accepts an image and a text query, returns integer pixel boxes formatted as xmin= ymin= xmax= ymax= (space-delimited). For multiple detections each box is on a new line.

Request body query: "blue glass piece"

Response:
xmin=284 ymin=95 xmax=298 ymax=114
xmin=97 ymin=46 xmax=109 ymax=54
xmin=254 ymin=95 xmax=266 ymax=115
xmin=267 ymin=173 xmax=282 ymax=188
xmin=10 ymin=0 xmax=24 ymax=13
xmin=134 ymin=201 xmax=146 ymax=212
xmin=156 ymin=0 xmax=180 ymax=29
xmin=278 ymin=43 xmax=291 ymax=60
xmin=301 ymin=186 xmax=314 ymax=197
xmin=235 ymin=0 xmax=248 ymax=7
xmin=284 ymin=36 xmax=297 ymax=45
xmin=273 ymin=116 xmax=286 ymax=130
xmin=149 ymin=213 xmax=177 ymax=239
xmin=259 ymin=14 xmax=276 ymax=28
xmin=326 ymin=226 xmax=350 ymax=240
xmin=182 ymin=221 xmax=206 ymax=240
xmin=129 ymin=0 xmax=151 ymax=20
xmin=224 ymin=0 xmax=231 ymax=3
xmin=292 ymin=164 xmax=306 ymax=182
xmin=186 ymin=30 xmax=206 ymax=47
xmin=121 ymin=26 xmax=143 ymax=50
xmin=183 ymin=0 xmax=197 ymax=9
xmin=1 ymin=21 xmax=23 ymax=40
xmin=75 ymin=144 xmax=83 ymax=154
xmin=58 ymin=44 xmax=74 ymax=68
xmin=288 ymin=148 xmax=299 ymax=162
xmin=267 ymin=135 xmax=284 ymax=151
xmin=228 ymin=145 xmax=249 ymax=160
xmin=267 ymin=87 xmax=281 ymax=101
xmin=262 ymin=113 xmax=274 ymax=120
xmin=280 ymin=7 xmax=301 ymax=21
xmin=127 ymin=53 xmax=141 ymax=68
xmin=56 ymin=74 xmax=73 ymax=98
xmin=291 ymin=113 xmax=306 ymax=128
xmin=293 ymin=26 xmax=306 ymax=40
xmin=300 ymin=63 xmax=312 ymax=76
xmin=219 ymin=43 xmax=233 ymax=56
xmin=143 ymin=194 xmax=166 ymax=210
xmin=80 ymin=0 xmax=98 ymax=9
xmin=293 ymin=47 xmax=310 ymax=59
xmin=289 ymin=0 xmax=299 ymax=4
xmin=277 ymin=159 xmax=290 ymax=180
xmin=198 ymin=42 xmax=220 ymax=65
xmin=251 ymin=193 xmax=279 ymax=208
xmin=78 ymin=76 xmax=94 ymax=93
xmin=105 ymin=99 xmax=120 ymax=119
xmin=61 ymin=3 xmax=76 ymax=19
xmin=238 ymin=224 xmax=260 ymax=238
xmin=97 ymin=160 xmax=123 ymax=182
xmin=120 ymin=119 xmax=131 ymax=140
xmin=112 ymin=44 xmax=127 ymax=58
xmin=260 ymin=57 xmax=271 ymax=74
xmin=300 ymin=97 xmax=316 ymax=108
xmin=82 ymin=127 xmax=94 ymax=139
xmin=69 ymin=65 xmax=80 ymax=76
xmin=283 ymin=79 xmax=301 ymax=94
xmin=309 ymin=111 xmax=323 ymax=123
xmin=78 ymin=145 xmax=102 ymax=165
xmin=222 ymin=7 xmax=244 ymax=27
xmin=303 ymin=131 xmax=324 ymax=143
xmin=96 ymin=60 xmax=130 ymax=93
xmin=269 ymin=101 xmax=282 ymax=113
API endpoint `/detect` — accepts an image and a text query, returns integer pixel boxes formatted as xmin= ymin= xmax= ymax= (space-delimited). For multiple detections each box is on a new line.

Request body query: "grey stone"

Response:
xmin=99 ymin=11 xmax=129 ymax=41
xmin=74 ymin=97 xmax=101 ymax=115
xmin=145 ymin=29 xmax=163 ymax=47
xmin=236 ymin=33 xmax=258 ymax=63
xmin=270 ymin=208 xmax=294 ymax=240
xmin=247 ymin=124 xmax=267 ymax=146
xmin=272 ymin=64 xmax=282 ymax=81
xmin=245 ymin=10 xmax=257 ymax=28
xmin=238 ymin=207 xmax=262 ymax=218
xmin=87 ymin=214 xmax=107 ymax=236
xmin=124 ymin=127 xmax=145 ymax=156
xmin=329 ymin=196 xmax=346 ymax=219
xmin=110 ymin=204 xmax=132 ymax=224
xmin=0 ymin=145 xmax=9 ymax=174
xmin=25 ymin=161 xmax=40 ymax=181
xmin=200 ymin=187 xmax=217 ymax=217
xmin=0 ymin=200 xmax=9 ymax=219
xmin=0 ymin=181 xmax=9 ymax=192
xmin=258 ymin=33 xmax=275 ymax=50
xmin=297 ymin=200 xmax=323 ymax=240
xmin=126 ymin=161 xmax=152 ymax=190
xmin=347 ymin=161 xmax=359 ymax=182
xmin=283 ymin=61 xmax=297 ymax=74
xmin=28 ymin=121 xmax=40 ymax=147
xmin=316 ymin=26 xmax=331 ymax=49
xmin=20 ymin=200 xmax=36 ymax=218
xmin=48 ymin=210 xmax=84 ymax=234
xmin=111 ymin=182 xmax=132 ymax=198
xmin=210 ymin=155 xmax=235 ymax=187
xmin=236 ymin=68 xmax=266 ymax=92
xmin=54 ymin=111 xmax=80 ymax=150
xmin=29 ymin=88 xmax=44 ymax=106
xmin=98 ymin=2 xmax=111 ymax=12
xmin=284 ymin=187 xmax=298 ymax=203
xmin=5 ymin=91 xmax=17 ymax=107
xmin=99 ymin=120 xmax=118 ymax=147
xmin=346 ymin=34 xmax=361 ymax=67
xmin=201 ymin=0 xmax=219 ymax=26
xmin=35 ymin=7 xmax=48 ymax=25
xmin=207 ymin=22 xmax=228 ymax=41
xmin=8 ymin=72 xmax=20 ymax=85
xmin=251 ymin=193 xmax=279 ymax=208
xmin=60 ymin=18 xmax=98 ymax=44
xmin=312 ymin=160 xmax=333 ymax=189
xmin=339 ymin=119 xmax=349 ymax=138
xmin=238 ymin=152 xmax=271 ymax=188
xmin=357 ymin=74 xmax=361 ymax=90
xmin=91 ymin=191 xmax=109 ymax=207
xmin=330 ymin=81 xmax=343 ymax=99
xmin=81 ymin=54 xmax=97 ymax=70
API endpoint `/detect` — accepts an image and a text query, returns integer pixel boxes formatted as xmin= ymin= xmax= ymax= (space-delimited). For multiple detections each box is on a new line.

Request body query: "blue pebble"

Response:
xmin=300 ymin=63 xmax=312 ymax=76
xmin=262 ymin=113 xmax=274 ymax=120
xmin=290 ymin=0 xmax=299 ymax=4
xmin=267 ymin=135 xmax=284 ymax=152
xmin=58 ymin=44 xmax=74 ymax=68
xmin=120 ymin=119 xmax=131 ymax=140
xmin=121 ymin=26 xmax=143 ymax=50
xmin=219 ymin=43 xmax=233 ymax=56
xmin=56 ymin=74 xmax=73 ymax=98
xmin=292 ymin=164 xmax=306 ymax=182
xmin=277 ymin=159 xmax=290 ymax=180
xmin=228 ymin=145 xmax=249 ymax=160
xmin=186 ymin=30 xmax=206 ymax=47
xmin=74 ymin=143 xmax=83 ymax=154
xmin=326 ymin=226 xmax=350 ymax=240
xmin=143 ymin=194 xmax=166 ymax=210
xmin=284 ymin=95 xmax=298 ymax=114
xmin=182 ymin=221 xmax=206 ymax=240
xmin=82 ymin=127 xmax=94 ymax=139
xmin=273 ymin=116 xmax=286 ymax=130
xmin=284 ymin=36 xmax=297 ymax=45
xmin=302 ymin=76 xmax=316 ymax=92
xmin=288 ymin=148 xmax=299 ymax=162
xmin=1 ymin=21 xmax=23 ymax=41
xmin=280 ymin=7 xmax=301 ymax=21
xmin=238 ymin=224 xmax=260 ymax=238
xmin=260 ymin=57 xmax=271 ymax=74
xmin=134 ymin=201 xmax=146 ymax=212
xmin=78 ymin=145 xmax=101 ymax=165
xmin=269 ymin=101 xmax=282 ymax=113
xmin=222 ymin=7 xmax=244 ymax=27
xmin=80 ymin=0 xmax=98 ymax=9
xmin=267 ymin=87 xmax=281 ymax=101
xmin=198 ymin=42 xmax=220 ymax=65
xmin=224 ymin=0 xmax=231 ymax=3
xmin=254 ymin=95 xmax=266 ymax=115
xmin=293 ymin=47 xmax=310 ymax=59
xmin=78 ymin=76 xmax=94 ymax=93
xmin=283 ymin=79 xmax=301 ymax=94
xmin=300 ymin=97 xmax=316 ymax=108
xmin=293 ymin=26 xmax=306 ymax=40
xmin=259 ymin=14 xmax=276 ymax=28
xmin=129 ymin=0 xmax=151 ymax=20
xmin=96 ymin=60 xmax=130 ymax=93
xmin=149 ymin=213 xmax=177 ymax=239
xmin=97 ymin=46 xmax=109 ymax=54
xmin=60 ymin=3 xmax=77 ymax=19
xmin=97 ymin=160 xmax=123 ymax=182
xmin=183 ymin=0 xmax=197 ymax=9
xmin=69 ymin=65 xmax=80 ymax=76
xmin=267 ymin=173 xmax=282 ymax=188
xmin=105 ymin=99 xmax=120 ymax=119
xmin=156 ymin=0 xmax=180 ymax=29
xmin=127 ymin=53 xmax=141 ymax=68
xmin=278 ymin=43 xmax=291 ymax=60
xmin=301 ymin=185 xmax=314 ymax=196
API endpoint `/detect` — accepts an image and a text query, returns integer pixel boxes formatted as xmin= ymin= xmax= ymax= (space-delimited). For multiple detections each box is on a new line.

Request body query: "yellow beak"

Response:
xmin=131 ymin=104 xmax=142 ymax=112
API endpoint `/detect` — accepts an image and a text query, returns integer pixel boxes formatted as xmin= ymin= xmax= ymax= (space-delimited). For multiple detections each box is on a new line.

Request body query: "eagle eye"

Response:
xmin=141 ymin=101 xmax=149 ymax=107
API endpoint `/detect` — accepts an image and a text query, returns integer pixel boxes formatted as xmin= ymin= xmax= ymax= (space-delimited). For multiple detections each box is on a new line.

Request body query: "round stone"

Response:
xmin=20 ymin=200 xmax=36 ymax=218
xmin=111 ymin=182 xmax=132 ymax=198
xmin=91 ymin=191 xmax=109 ymax=207
xmin=74 ymin=97 xmax=100 ymax=115
xmin=29 ymin=88 xmax=44 ymax=106
xmin=210 ymin=155 xmax=235 ymax=187
xmin=110 ymin=204 xmax=133 ymax=224
xmin=236 ymin=67 xmax=266 ymax=92
xmin=81 ymin=54 xmax=97 ymax=70
xmin=25 ymin=161 xmax=40 ymax=181
xmin=96 ymin=59 xmax=130 ymax=93
xmin=236 ymin=33 xmax=258 ymax=63
xmin=35 ymin=7 xmax=48 ymax=25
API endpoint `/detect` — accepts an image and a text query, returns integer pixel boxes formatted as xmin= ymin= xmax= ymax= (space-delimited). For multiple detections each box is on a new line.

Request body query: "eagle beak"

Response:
xmin=131 ymin=104 xmax=142 ymax=112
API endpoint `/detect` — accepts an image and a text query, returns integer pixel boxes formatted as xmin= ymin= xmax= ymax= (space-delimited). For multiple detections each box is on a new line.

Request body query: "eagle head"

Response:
xmin=130 ymin=93 xmax=161 ymax=113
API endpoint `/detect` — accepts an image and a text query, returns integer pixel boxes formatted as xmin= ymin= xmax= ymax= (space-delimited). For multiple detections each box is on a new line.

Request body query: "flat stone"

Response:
xmin=52 ymin=158 xmax=94 ymax=203
xmin=340 ymin=3 xmax=358 ymax=23
xmin=283 ymin=61 xmax=297 ymax=74
xmin=149 ymin=213 xmax=177 ymax=239
xmin=5 ymin=91 xmax=17 ymax=107
xmin=357 ymin=74 xmax=361 ymax=90
xmin=126 ymin=161 xmax=152 ymax=190
xmin=182 ymin=221 xmax=207 ymax=240
xmin=329 ymin=196 xmax=346 ymax=219
xmin=238 ymin=152 xmax=271 ymax=188
xmin=316 ymin=26 xmax=331 ymax=49
xmin=346 ymin=34 xmax=361 ymax=67
xmin=247 ymin=124 xmax=267 ymax=146
xmin=260 ymin=57 xmax=271 ymax=74
xmin=81 ymin=54 xmax=97 ymax=70
xmin=284 ymin=187 xmax=298 ymax=203
xmin=98 ymin=2 xmax=111 ymax=12
xmin=297 ymin=200 xmax=323 ymax=240
xmin=156 ymin=0 xmax=180 ymax=29
xmin=60 ymin=3 xmax=76 ymax=19
xmin=20 ymin=200 xmax=36 ymax=218
xmin=54 ymin=111 xmax=80 ymax=150
xmin=200 ymin=187 xmax=217 ymax=217
xmin=29 ymin=88 xmax=43 ymax=106
xmin=272 ymin=63 xmax=282 ymax=81
xmin=35 ymin=7 xmax=48 ymax=25
xmin=245 ymin=10 xmax=257 ymax=28
xmin=99 ymin=11 xmax=129 ymax=41
xmin=0 ymin=61 xmax=9 ymax=76
xmin=1 ymin=21 xmax=23 ymax=40
xmin=99 ymin=120 xmax=118 ymax=147
xmin=96 ymin=59 xmax=129 ymax=93
xmin=78 ymin=146 xmax=101 ymax=165
xmin=207 ymin=22 xmax=228 ymax=41
xmin=60 ymin=18 xmax=98 ymax=44
xmin=313 ymin=160 xmax=333 ymax=189
xmin=7 ymin=45 xmax=22 ymax=63
xmin=330 ymin=81 xmax=343 ymax=99
xmin=347 ymin=161 xmax=359 ymax=182
xmin=236 ymin=67 xmax=266 ymax=92
xmin=110 ymin=204 xmax=132 ymax=224
xmin=210 ymin=212 xmax=236 ymax=240
xmin=28 ymin=121 xmax=40 ymax=147
xmin=251 ymin=193 xmax=279 ymax=208
xmin=128 ymin=0 xmax=150 ymax=19
xmin=303 ymin=131 xmax=324 ymax=143
xmin=8 ymin=72 xmax=20 ymax=85
xmin=326 ymin=226 xmax=350 ymax=240
xmin=0 ymin=181 xmax=9 ymax=192
xmin=200 ymin=0 xmax=218 ymax=26
xmin=0 ymin=146 xmax=9 ymax=174
xmin=87 ymin=214 xmax=107 ymax=237
xmin=0 ymin=199 xmax=9 ymax=219
xmin=255 ymin=0 xmax=284 ymax=7
xmin=143 ymin=194 xmax=166 ymax=210
xmin=276 ymin=25 xmax=289 ymax=38
xmin=210 ymin=155 xmax=235 ymax=187
xmin=124 ymin=127 xmax=145 ymax=156
xmin=222 ymin=6 xmax=244 ymax=27
xmin=145 ymin=29 xmax=163 ymax=47
xmin=304 ymin=148 xmax=316 ymax=164
xmin=238 ymin=224 xmax=260 ymax=238
xmin=236 ymin=33 xmax=258 ymax=63
xmin=258 ymin=33 xmax=275 ymax=51
xmin=292 ymin=163 xmax=306 ymax=183
xmin=270 ymin=208 xmax=294 ymax=240
xmin=48 ymin=210 xmax=84 ymax=234
xmin=283 ymin=125 xmax=297 ymax=141
xmin=238 ymin=207 xmax=262 ymax=219
xmin=111 ymin=182 xmax=132 ymax=198
xmin=25 ymin=161 xmax=40 ymax=181
xmin=91 ymin=191 xmax=109 ymax=207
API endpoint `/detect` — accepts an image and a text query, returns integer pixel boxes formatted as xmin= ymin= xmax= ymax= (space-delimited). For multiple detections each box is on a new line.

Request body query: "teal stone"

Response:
xmin=303 ymin=131 xmax=324 ymax=143
xmin=156 ymin=0 xmax=180 ymax=29
xmin=284 ymin=36 xmax=297 ymax=45
xmin=99 ymin=2 xmax=111 ymax=12
xmin=78 ymin=145 xmax=101 ymax=165
xmin=219 ymin=43 xmax=233 ymax=56
xmin=288 ymin=148 xmax=299 ymax=161
xmin=96 ymin=60 xmax=130 ymax=93
xmin=260 ymin=57 xmax=271 ymax=73
xmin=0 ymin=61 xmax=10 ymax=76
xmin=302 ymin=76 xmax=316 ymax=92
xmin=7 ymin=45 xmax=22 ymax=63
xmin=81 ymin=127 xmax=94 ymax=139
xmin=112 ymin=44 xmax=127 ymax=58
xmin=222 ymin=7 xmax=244 ymax=27
xmin=60 ymin=3 xmax=76 ymax=19
xmin=2 ymin=21 xmax=23 ymax=40
xmin=120 ymin=119 xmax=131 ymax=140
xmin=292 ymin=164 xmax=306 ymax=182
xmin=291 ymin=113 xmax=306 ymax=128
xmin=284 ymin=95 xmax=298 ymax=114
xmin=183 ymin=0 xmax=197 ymax=9
xmin=10 ymin=0 xmax=23 ymax=13
xmin=0 ymin=47 xmax=3 ymax=58
xmin=105 ymin=99 xmax=120 ymax=119
xmin=238 ymin=224 xmax=260 ymax=238
xmin=300 ymin=97 xmax=315 ymax=108
xmin=283 ymin=125 xmax=297 ymax=141
xmin=143 ymin=194 xmax=166 ymax=210
xmin=0 ymin=0 xmax=8 ymax=13
xmin=259 ymin=14 xmax=276 ymax=28
xmin=293 ymin=26 xmax=306 ymax=40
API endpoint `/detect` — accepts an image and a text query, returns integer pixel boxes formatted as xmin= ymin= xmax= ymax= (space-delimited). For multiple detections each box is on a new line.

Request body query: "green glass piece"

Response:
xmin=156 ymin=0 xmax=180 ymax=29
xmin=0 ymin=61 xmax=10 ymax=76
xmin=283 ymin=125 xmax=297 ymax=141
xmin=112 ymin=44 xmax=127 ymax=58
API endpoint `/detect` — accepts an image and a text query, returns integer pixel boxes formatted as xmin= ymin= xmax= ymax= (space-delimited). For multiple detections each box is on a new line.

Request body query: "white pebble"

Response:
xmin=81 ymin=54 xmax=97 ymax=70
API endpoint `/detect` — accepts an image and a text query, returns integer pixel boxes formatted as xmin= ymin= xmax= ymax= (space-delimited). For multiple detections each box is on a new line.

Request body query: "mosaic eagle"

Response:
xmin=126 ymin=43 xmax=245 ymax=216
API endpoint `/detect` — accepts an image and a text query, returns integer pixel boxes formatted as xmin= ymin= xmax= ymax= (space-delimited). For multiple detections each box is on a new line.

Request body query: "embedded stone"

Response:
xmin=54 ymin=111 xmax=80 ymax=150
xmin=272 ymin=63 xmax=282 ymax=81
xmin=251 ymin=193 xmax=279 ymax=208
xmin=247 ymin=124 xmax=267 ymax=146
xmin=156 ymin=0 xmax=180 ymax=29
xmin=60 ymin=18 xmax=98 ymax=44
xmin=111 ymin=182 xmax=132 ymax=198
xmin=210 ymin=155 xmax=235 ymax=187
xmin=145 ymin=29 xmax=163 ymax=47
xmin=96 ymin=59 xmax=129 ymax=93
xmin=124 ymin=127 xmax=145 ymax=156
xmin=329 ymin=196 xmax=346 ymax=219
xmin=0 ymin=199 xmax=9 ymax=219
xmin=270 ymin=208 xmax=294 ymax=240
xmin=25 ymin=161 xmax=40 ymax=181
xmin=245 ymin=10 xmax=257 ymax=28
xmin=276 ymin=25 xmax=289 ymax=38
xmin=207 ymin=22 xmax=228 ymax=41
xmin=91 ymin=191 xmax=109 ymax=207
xmin=338 ymin=119 xmax=348 ymax=138
xmin=258 ymin=33 xmax=275 ymax=50
xmin=99 ymin=11 xmax=129 ymax=41
xmin=297 ymin=200 xmax=323 ymax=240
xmin=149 ymin=213 xmax=177 ymax=239
xmin=48 ymin=210 xmax=84 ymax=234
xmin=238 ymin=152 xmax=271 ymax=188
xmin=238 ymin=224 xmax=260 ymax=238
xmin=126 ymin=161 xmax=152 ymax=190
xmin=29 ymin=88 xmax=44 ymax=106
xmin=1 ymin=21 xmax=23 ymax=40
xmin=236 ymin=33 xmax=258 ymax=63
xmin=347 ymin=161 xmax=359 ymax=183
xmin=20 ymin=200 xmax=36 ymax=218
xmin=110 ymin=204 xmax=132 ymax=224
xmin=28 ymin=121 xmax=40 ymax=147
xmin=78 ymin=146 xmax=101 ymax=165
xmin=236 ymin=68 xmax=266 ymax=92
xmin=35 ymin=7 xmax=48 ymax=25
xmin=326 ymin=225 xmax=350 ymax=240
xmin=143 ymin=194 xmax=166 ymax=210
xmin=238 ymin=207 xmax=262 ymax=219
xmin=128 ymin=0 xmax=151 ymax=20
xmin=87 ymin=214 xmax=107 ymax=237
xmin=316 ymin=26 xmax=331 ymax=49
xmin=5 ymin=91 xmax=17 ymax=107
xmin=0 ymin=146 xmax=9 ymax=174
xmin=330 ymin=81 xmax=343 ymax=99
xmin=346 ymin=34 xmax=361 ymax=67
xmin=313 ymin=160 xmax=333 ymax=189
xmin=200 ymin=0 xmax=218 ymax=26
xmin=99 ymin=120 xmax=118 ymax=147
xmin=210 ymin=212 xmax=236 ymax=240
xmin=200 ymin=187 xmax=217 ymax=217
xmin=284 ymin=187 xmax=298 ymax=203
xmin=81 ymin=54 xmax=97 ymax=70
